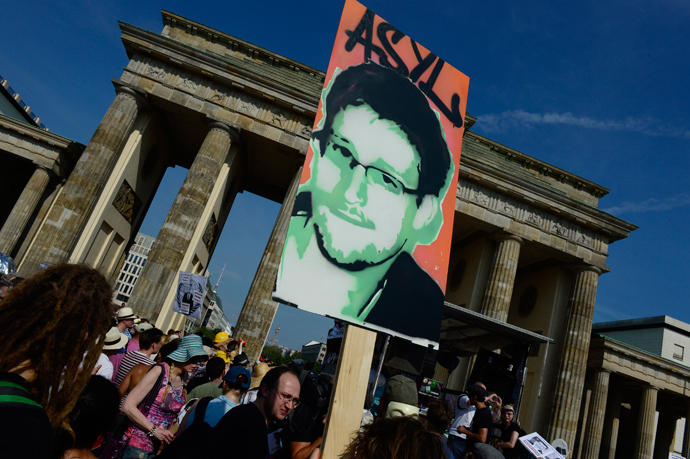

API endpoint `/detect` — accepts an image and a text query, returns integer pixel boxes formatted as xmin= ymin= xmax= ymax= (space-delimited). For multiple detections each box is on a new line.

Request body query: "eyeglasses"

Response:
xmin=275 ymin=390 xmax=300 ymax=407
xmin=324 ymin=140 xmax=418 ymax=196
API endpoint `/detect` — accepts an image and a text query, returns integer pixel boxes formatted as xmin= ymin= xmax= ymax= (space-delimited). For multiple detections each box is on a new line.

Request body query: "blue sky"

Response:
xmin=2 ymin=0 xmax=688 ymax=349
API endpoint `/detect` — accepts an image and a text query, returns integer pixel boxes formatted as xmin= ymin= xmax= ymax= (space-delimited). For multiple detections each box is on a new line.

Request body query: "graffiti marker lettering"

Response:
xmin=345 ymin=9 xmax=464 ymax=128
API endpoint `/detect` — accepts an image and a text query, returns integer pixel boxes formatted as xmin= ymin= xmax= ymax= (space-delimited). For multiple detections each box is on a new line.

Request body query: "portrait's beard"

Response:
xmin=312 ymin=205 xmax=406 ymax=272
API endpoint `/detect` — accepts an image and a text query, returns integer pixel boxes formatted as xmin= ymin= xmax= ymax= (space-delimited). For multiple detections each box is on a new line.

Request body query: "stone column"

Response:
xmin=127 ymin=121 xmax=240 ymax=323
xmin=233 ymin=166 xmax=303 ymax=362
xmin=601 ymin=388 xmax=622 ymax=459
xmin=653 ymin=409 xmax=677 ymax=459
xmin=547 ymin=265 xmax=602 ymax=449
xmin=0 ymin=166 xmax=51 ymax=255
xmin=633 ymin=385 xmax=658 ymax=459
xmin=480 ymin=232 xmax=522 ymax=322
xmin=581 ymin=369 xmax=611 ymax=459
xmin=19 ymin=81 xmax=146 ymax=275
xmin=683 ymin=406 xmax=690 ymax=458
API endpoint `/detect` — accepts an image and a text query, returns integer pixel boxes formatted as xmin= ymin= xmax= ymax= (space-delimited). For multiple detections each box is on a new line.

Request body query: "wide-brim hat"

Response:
xmin=117 ymin=307 xmax=138 ymax=320
xmin=167 ymin=334 xmax=207 ymax=363
xmin=102 ymin=327 xmax=129 ymax=350
xmin=250 ymin=362 xmax=270 ymax=389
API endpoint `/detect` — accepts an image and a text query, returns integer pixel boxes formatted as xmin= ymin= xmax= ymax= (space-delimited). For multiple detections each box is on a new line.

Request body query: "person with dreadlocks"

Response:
xmin=0 ymin=264 xmax=113 ymax=458
xmin=120 ymin=334 xmax=207 ymax=459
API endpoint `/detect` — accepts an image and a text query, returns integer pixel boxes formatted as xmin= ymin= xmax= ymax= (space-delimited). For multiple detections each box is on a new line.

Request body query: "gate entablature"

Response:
xmin=118 ymin=15 xmax=323 ymax=199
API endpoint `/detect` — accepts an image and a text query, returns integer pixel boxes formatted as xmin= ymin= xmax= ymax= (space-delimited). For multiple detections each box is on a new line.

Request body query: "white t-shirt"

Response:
xmin=449 ymin=394 xmax=476 ymax=439
xmin=95 ymin=353 xmax=114 ymax=381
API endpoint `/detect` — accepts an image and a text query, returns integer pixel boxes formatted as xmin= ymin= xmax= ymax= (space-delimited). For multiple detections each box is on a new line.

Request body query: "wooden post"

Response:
xmin=321 ymin=324 xmax=377 ymax=458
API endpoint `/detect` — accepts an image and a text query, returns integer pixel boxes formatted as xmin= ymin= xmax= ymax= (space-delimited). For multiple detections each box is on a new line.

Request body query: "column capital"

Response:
xmin=567 ymin=264 xmax=603 ymax=276
xmin=31 ymin=164 xmax=53 ymax=175
xmin=206 ymin=116 xmax=241 ymax=142
xmin=112 ymin=79 xmax=149 ymax=110
xmin=596 ymin=368 xmax=612 ymax=375
xmin=491 ymin=231 xmax=523 ymax=246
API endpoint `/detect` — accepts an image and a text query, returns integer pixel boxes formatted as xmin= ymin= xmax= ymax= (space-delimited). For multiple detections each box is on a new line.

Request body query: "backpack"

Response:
xmin=158 ymin=396 xmax=213 ymax=459
xmin=286 ymin=371 xmax=331 ymax=435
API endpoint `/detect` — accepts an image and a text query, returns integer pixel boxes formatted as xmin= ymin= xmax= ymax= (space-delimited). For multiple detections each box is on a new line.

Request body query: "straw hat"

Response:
xmin=167 ymin=335 xmax=207 ymax=363
xmin=116 ymin=307 xmax=137 ymax=320
xmin=250 ymin=362 xmax=270 ymax=389
xmin=102 ymin=327 xmax=128 ymax=351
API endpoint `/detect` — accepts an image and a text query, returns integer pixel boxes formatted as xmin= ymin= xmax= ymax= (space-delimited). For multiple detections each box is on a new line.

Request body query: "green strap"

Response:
xmin=0 ymin=380 xmax=43 ymax=408
xmin=0 ymin=381 xmax=28 ymax=391
xmin=0 ymin=394 xmax=42 ymax=408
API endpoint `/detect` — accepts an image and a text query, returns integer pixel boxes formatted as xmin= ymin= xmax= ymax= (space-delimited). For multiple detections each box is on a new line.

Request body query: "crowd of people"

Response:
xmin=0 ymin=264 xmax=531 ymax=459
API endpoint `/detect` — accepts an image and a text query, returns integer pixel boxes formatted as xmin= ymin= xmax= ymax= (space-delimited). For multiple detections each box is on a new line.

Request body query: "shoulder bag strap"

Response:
xmin=192 ymin=397 xmax=213 ymax=427
xmin=139 ymin=364 xmax=166 ymax=414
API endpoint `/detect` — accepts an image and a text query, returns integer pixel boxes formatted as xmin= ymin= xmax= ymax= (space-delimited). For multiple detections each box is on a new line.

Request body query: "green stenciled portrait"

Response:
xmin=273 ymin=62 xmax=454 ymax=346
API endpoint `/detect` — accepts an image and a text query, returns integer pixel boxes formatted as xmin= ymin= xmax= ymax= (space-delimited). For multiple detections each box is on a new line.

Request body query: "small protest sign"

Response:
xmin=173 ymin=271 xmax=206 ymax=319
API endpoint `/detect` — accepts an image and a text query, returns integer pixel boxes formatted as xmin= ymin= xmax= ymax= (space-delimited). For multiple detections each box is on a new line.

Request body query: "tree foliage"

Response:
xmin=195 ymin=327 xmax=222 ymax=341
xmin=261 ymin=345 xmax=301 ymax=365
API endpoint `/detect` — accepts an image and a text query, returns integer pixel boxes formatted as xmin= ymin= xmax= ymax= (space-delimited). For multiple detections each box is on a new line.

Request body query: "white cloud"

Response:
xmin=593 ymin=305 xmax=634 ymax=323
xmin=476 ymin=110 xmax=690 ymax=140
xmin=603 ymin=193 xmax=690 ymax=215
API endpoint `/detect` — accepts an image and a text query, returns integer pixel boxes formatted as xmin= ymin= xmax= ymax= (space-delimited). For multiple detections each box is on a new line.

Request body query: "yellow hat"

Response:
xmin=213 ymin=332 xmax=230 ymax=343
xmin=216 ymin=350 xmax=230 ymax=363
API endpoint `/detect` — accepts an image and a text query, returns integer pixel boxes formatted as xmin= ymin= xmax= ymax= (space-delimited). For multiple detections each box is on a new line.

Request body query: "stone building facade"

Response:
xmin=0 ymin=75 xmax=83 ymax=261
xmin=2 ymin=11 xmax=638 ymax=448
xmin=574 ymin=318 xmax=690 ymax=459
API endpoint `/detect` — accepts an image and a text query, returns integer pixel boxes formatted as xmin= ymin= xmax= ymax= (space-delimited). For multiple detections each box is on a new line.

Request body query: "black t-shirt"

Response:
xmin=500 ymin=422 xmax=520 ymax=458
xmin=208 ymin=403 xmax=269 ymax=459
xmin=280 ymin=418 xmax=324 ymax=458
xmin=0 ymin=372 xmax=53 ymax=459
xmin=467 ymin=406 xmax=493 ymax=449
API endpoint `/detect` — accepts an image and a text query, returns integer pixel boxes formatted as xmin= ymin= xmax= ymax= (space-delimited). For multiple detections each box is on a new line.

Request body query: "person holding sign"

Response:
xmin=274 ymin=62 xmax=453 ymax=343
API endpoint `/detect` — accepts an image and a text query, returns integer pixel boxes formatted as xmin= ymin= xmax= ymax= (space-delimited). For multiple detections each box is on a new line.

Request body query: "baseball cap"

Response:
xmin=134 ymin=323 xmax=153 ymax=333
xmin=466 ymin=384 xmax=487 ymax=401
xmin=223 ymin=366 xmax=251 ymax=389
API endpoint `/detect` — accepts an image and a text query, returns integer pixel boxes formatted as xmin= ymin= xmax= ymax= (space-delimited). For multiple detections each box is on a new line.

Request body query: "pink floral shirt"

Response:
xmin=125 ymin=363 xmax=186 ymax=452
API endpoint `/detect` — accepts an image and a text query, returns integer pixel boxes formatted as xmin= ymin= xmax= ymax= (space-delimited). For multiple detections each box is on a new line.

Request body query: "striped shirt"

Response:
xmin=114 ymin=350 xmax=154 ymax=387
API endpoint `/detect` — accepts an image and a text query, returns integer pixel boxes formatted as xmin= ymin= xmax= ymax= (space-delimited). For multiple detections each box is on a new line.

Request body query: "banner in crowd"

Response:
xmin=173 ymin=271 xmax=206 ymax=319
xmin=273 ymin=0 xmax=469 ymax=347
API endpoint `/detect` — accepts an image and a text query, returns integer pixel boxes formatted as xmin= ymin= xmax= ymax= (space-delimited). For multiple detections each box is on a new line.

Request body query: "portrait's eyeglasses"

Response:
xmin=276 ymin=390 xmax=300 ymax=407
xmin=325 ymin=140 xmax=418 ymax=196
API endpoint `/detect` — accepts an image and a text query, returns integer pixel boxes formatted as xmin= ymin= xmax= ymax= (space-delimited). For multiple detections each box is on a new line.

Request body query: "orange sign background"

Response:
xmin=300 ymin=0 xmax=470 ymax=291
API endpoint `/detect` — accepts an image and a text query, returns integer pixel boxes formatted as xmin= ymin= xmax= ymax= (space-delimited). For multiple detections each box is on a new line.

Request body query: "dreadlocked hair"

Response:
xmin=339 ymin=416 xmax=448 ymax=459
xmin=0 ymin=264 xmax=113 ymax=432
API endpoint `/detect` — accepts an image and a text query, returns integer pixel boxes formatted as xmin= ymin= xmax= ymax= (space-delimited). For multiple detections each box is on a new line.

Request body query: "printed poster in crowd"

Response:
xmin=173 ymin=271 xmax=206 ymax=319
xmin=669 ymin=453 xmax=686 ymax=459
xmin=273 ymin=0 xmax=469 ymax=348
xmin=518 ymin=432 xmax=566 ymax=459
